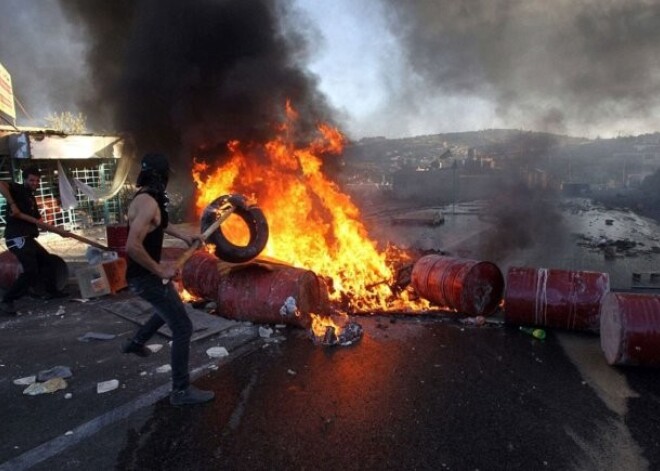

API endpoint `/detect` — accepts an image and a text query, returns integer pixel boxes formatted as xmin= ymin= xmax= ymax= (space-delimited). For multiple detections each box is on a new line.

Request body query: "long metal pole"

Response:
xmin=451 ymin=161 xmax=457 ymax=215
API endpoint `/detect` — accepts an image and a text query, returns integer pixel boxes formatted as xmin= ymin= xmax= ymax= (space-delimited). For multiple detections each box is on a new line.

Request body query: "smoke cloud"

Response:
xmin=0 ymin=0 xmax=89 ymax=123
xmin=378 ymin=0 xmax=660 ymax=137
xmin=1 ymin=0 xmax=336 ymax=172
xmin=54 ymin=0 xmax=336 ymax=173
xmin=6 ymin=1 xmax=659 ymax=147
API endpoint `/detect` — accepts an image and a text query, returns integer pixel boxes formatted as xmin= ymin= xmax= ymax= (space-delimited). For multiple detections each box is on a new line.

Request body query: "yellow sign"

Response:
xmin=0 ymin=62 xmax=16 ymax=119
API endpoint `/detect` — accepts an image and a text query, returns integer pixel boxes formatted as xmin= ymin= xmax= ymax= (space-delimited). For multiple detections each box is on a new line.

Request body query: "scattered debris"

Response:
xmin=64 ymin=431 xmax=73 ymax=436
xmin=309 ymin=312 xmax=364 ymax=347
xmin=13 ymin=376 xmax=36 ymax=386
xmin=519 ymin=327 xmax=546 ymax=340
xmin=64 ymin=393 xmax=72 ymax=399
xmin=460 ymin=316 xmax=486 ymax=327
xmin=156 ymin=364 xmax=172 ymax=374
xmin=146 ymin=344 xmax=163 ymax=353
xmin=37 ymin=365 xmax=72 ymax=382
xmin=576 ymin=234 xmax=642 ymax=259
xmin=279 ymin=296 xmax=300 ymax=318
xmin=77 ymin=332 xmax=116 ymax=342
xmin=287 ymin=369 xmax=297 ymax=376
xmin=335 ymin=322 xmax=363 ymax=347
xmin=206 ymin=346 xmax=229 ymax=358
xmin=258 ymin=326 xmax=273 ymax=338
xmin=55 ymin=306 xmax=66 ymax=316
xmin=97 ymin=379 xmax=119 ymax=394
xmin=23 ymin=377 xmax=67 ymax=395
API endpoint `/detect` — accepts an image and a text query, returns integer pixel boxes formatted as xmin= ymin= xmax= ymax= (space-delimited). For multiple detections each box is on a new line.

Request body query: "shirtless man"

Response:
xmin=122 ymin=153 xmax=215 ymax=406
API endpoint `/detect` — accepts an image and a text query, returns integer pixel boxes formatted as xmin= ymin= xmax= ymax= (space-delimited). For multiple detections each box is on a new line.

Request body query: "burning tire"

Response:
xmin=203 ymin=194 xmax=269 ymax=264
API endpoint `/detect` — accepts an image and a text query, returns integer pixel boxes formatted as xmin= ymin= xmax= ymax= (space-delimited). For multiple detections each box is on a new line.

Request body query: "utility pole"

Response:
xmin=451 ymin=159 xmax=458 ymax=215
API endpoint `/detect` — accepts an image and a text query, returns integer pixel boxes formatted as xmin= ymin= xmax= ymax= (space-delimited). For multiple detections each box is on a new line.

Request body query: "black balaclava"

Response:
xmin=136 ymin=153 xmax=171 ymax=227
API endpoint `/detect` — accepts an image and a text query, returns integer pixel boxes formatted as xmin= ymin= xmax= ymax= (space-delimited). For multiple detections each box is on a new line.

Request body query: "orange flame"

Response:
xmin=192 ymin=103 xmax=424 ymax=313
xmin=310 ymin=312 xmax=346 ymax=339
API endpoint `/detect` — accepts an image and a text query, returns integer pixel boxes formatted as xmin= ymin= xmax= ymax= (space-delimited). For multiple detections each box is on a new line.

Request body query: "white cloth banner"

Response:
xmin=73 ymin=178 xmax=100 ymax=200
xmin=57 ymin=161 xmax=78 ymax=210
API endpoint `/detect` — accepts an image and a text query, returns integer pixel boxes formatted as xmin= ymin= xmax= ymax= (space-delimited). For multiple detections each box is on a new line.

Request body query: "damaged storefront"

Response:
xmin=0 ymin=127 xmax=133 ymax=231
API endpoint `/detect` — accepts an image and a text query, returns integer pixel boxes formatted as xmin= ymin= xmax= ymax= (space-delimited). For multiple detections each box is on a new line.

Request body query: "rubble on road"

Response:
xmin=23 ymin=377 xmax=68 ymax=396
xmin=97 ymin=379 xmax=119 ymax=394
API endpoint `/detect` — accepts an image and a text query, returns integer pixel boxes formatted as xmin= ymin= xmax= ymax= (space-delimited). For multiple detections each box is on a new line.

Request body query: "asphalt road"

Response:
xmin=2 ymin=198 xmax=660 ymax=470
xmin=6 ymin=315 xmax=660 ymax=471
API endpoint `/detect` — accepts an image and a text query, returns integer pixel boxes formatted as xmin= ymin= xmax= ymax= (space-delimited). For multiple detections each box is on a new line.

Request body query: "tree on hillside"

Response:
xmin=45 ymin=112 xmax=87 ymax=134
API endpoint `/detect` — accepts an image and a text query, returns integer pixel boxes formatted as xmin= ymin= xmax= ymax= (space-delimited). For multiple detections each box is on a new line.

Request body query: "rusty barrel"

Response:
xmin=600 ymin=292 xmax=660 ymax=367
xmin=0 ymin=250 xmax=69 ymax=292
xmin=160 ymin=247 xmax=186 ymax=262
xmin=410 ymin=254 xmax=504 ymax=316
xmin=181 ymin=251 xmax=330 ymax=329
xmin=504 ymin=266 xmax=610 ymax=332
xmin=0 ymin=250 xmax=22 ymax=288
xmin=106 ymin=224 xmax=129 ymax=258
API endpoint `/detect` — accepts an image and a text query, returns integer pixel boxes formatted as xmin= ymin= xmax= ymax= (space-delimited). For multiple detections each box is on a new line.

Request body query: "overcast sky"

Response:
xmin=296 ymin=0 xmax=660 ymax=140
xmin=2 ymin=0 xmax=660 ymax=141
xmin=295 ymin=0 xmax=499 ymax=139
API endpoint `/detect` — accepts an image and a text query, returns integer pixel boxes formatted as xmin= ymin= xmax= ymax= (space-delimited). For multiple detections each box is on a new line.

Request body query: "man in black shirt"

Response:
xmin=0 ymin=165 xmax=67 ymax=315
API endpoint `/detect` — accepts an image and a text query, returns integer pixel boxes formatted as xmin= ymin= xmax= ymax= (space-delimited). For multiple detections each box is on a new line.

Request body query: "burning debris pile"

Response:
xmin=50 ymin=1 xmax=427 ymax=346
xmin=186 ymin=104 xmax=428 ymax=345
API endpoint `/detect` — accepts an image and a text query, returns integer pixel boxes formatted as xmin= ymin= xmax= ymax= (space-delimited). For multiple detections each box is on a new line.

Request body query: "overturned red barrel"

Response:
xmin=504 ymin=267 xmax=610 ymax=332
xmin=181 ymin=251 xmax=330 ymax=328
xmin=106 ymin=224 xmax=129 ymax=258
xmin=411 ymin=254 xmax=504 ymax=316
xmin=0 ymin=250 xmax=22 ymax=289
xmin=0 ymin=250 xmax=69 ymax=292
xmin=600 ymin=292 xmax=660 ymax=367
xmin=161 ymin=247 xmax=186 ymax=263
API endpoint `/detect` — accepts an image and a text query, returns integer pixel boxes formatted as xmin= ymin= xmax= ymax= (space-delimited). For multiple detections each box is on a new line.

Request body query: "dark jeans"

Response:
xmin=128 ymin=274 xmax=193 ymax=391
xmin=4 ymin=236 xmax=58 ymax=302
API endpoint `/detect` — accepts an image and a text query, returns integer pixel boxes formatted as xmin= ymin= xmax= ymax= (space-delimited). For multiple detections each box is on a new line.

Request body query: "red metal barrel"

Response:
xmin=410 ymin=254 xmax=504 ymax=316
xmin=160 ymin=247 xmax=186 ymax=262
xmin=181 ymin=251 xmax=330 ymax=328
xmin=504 ymin=266 xmax=610 ymax=332
xmin=106 ymin=224 xmax=129 ymax=258
xmin=0 ymin=250 xmax=22 ymax=289
xmin=600 ymin=292 xmax=660 ymax=367
xmin=0 ymin=250 xmax=69 ymax=292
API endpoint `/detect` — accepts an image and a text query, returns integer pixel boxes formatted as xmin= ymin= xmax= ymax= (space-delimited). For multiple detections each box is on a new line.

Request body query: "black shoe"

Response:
xmin=170 ymin=385 xmax=215 ymax=406
xmin=121 ymin=339 xmax=151 ymax=357
xmin=0 ymin=300 xmax=17 ymax=315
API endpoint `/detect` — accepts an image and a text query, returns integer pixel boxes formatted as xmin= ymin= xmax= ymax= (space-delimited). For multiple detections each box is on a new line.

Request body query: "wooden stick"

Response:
xmin=163 ymin=203 xmax=235 ymax=283
xmin=35 ymin=221 xmax=110 ymax=251
xmin=172 ymin=217 xmax=224 ymax=270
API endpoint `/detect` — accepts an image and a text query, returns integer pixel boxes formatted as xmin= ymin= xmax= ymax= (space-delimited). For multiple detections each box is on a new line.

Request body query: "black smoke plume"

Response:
xmin=58 ymin=0 xmax=335 ymax=174
xmin=379 ymin=0 xmax=660 ymax=136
